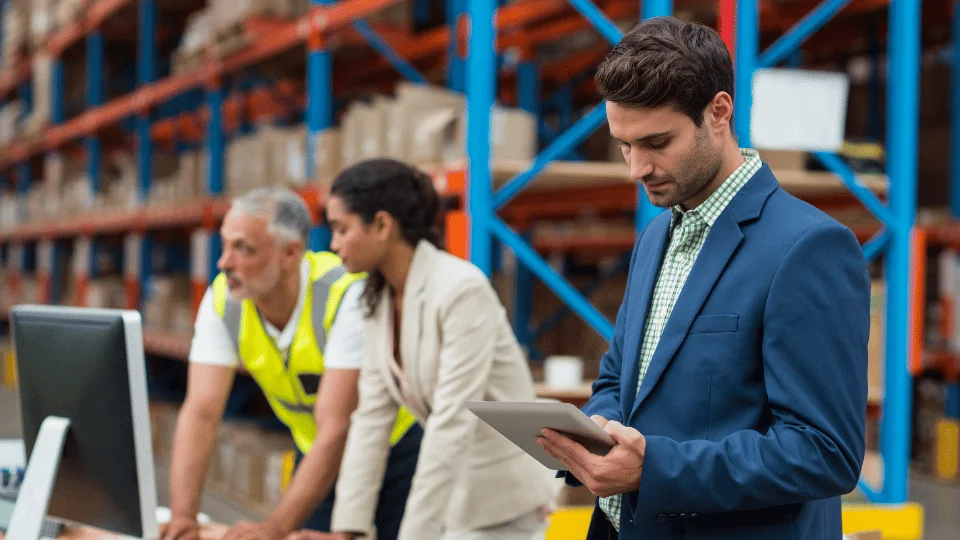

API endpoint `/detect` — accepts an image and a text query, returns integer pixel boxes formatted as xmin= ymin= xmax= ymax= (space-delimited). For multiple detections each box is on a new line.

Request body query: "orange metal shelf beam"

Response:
xmin=0 ymin=198 xmax=231 ymax=243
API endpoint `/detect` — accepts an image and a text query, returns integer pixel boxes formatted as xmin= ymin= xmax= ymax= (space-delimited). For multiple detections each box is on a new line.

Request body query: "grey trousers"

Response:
xmin=438 ymin=508 xmax=548 ymax=540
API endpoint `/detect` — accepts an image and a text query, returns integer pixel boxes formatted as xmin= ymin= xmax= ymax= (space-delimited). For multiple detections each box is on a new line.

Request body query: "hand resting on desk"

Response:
xmin=537 ymin=415 xmax=647 ymax=498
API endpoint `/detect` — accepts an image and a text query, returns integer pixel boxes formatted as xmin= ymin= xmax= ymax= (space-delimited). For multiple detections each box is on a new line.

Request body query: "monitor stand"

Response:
xmin=6 ymin=416 xmax=70 ymax=540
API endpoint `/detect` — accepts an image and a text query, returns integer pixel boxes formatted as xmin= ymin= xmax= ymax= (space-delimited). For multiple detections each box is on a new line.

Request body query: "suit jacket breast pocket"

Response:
xmin=689 ymin=314 xmax=739 ymax=334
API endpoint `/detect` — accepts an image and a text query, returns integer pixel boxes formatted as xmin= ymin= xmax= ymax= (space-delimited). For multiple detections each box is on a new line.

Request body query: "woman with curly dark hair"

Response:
xmin=321 ymin=159 xmax=558 ymax=540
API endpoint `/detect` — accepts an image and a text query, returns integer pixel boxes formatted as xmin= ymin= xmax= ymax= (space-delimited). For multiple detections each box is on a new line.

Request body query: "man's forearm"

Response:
xmin=168 ymin=407 xmax=220 ymax=520
xmin=266 ymin=430 xmax=347 ymax=535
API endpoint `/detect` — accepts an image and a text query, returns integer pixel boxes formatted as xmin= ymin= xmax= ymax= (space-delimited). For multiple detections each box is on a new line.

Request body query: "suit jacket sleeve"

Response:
xmin=330 ymin=326 xmax=400 ymax=536
xmin=395 ymin=281 xmax=501 ymax=540
xmin=627 ymin=222 xmax=870 ymax=522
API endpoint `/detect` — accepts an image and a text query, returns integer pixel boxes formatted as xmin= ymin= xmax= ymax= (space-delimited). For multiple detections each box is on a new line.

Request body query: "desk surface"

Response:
xmin=1 ymin=523 xmax=229 ymax=539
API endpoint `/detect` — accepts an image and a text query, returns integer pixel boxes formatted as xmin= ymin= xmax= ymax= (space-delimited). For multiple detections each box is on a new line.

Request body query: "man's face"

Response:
xmin=607 ymin=100 xmax=723 ymax=209
xmin=217 ymin=209 xmax=283 ymax=300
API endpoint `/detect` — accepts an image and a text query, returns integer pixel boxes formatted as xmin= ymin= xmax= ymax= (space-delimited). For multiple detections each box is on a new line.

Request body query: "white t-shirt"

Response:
xmin=188 ymin=258 xmax=366 ymax=370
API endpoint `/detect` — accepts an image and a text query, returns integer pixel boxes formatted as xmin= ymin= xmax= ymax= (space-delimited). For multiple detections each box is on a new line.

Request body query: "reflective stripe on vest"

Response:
xmin=212 ymin=251 xmax=417 ymax=454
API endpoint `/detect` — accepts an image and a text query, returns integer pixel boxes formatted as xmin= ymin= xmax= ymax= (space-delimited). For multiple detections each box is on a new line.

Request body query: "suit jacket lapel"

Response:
xmin=620 ymin=215 xmax=671 ymax=421
xmin=629 ymin=165 xmax=778 ymax=420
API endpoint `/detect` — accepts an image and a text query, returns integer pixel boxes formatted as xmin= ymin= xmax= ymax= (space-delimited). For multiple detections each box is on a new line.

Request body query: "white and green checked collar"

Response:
xmin=670 ymin=148 xmax=762 ymax=228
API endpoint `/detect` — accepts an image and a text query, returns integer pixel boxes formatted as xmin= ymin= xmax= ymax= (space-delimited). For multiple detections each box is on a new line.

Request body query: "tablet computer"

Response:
xmin=465 ymin=400 xmax=616 ymax=470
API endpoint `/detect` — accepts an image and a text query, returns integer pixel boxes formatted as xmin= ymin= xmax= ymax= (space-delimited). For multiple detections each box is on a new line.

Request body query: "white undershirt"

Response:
xmin=188 ymin=258 xmax=366 ymax=370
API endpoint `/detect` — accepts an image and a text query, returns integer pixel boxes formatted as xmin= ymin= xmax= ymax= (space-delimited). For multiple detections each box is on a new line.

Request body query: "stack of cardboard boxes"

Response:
xmin=142 ymin=275 xmax=194 ymax=336
xmin=339 ymin=82 xmax=536 ymax=171
xmin=225 ymin=124 xmax=309 ymax=196
xmin=148 ymin=151 xmax=205 ymax=206
xmin=172 ymin=0 xmax=310 ymax=73
xmin=1 ymin=0 xmax=28 ymax=69
xmin=209 ymin=0 xmax=309 ymax=32
xmin=149 ymin=402 xmax=297 ymax=513
xmin=53 ymin=0 xmax=84 ymax=30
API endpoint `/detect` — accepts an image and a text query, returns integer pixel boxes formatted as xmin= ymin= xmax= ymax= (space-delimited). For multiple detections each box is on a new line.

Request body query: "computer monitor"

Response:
xmin=6 ymin=305 xmax=158 ymax=539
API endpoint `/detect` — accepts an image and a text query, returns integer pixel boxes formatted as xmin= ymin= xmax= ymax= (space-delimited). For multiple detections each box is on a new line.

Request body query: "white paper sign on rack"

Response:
xmin=750 ymin=68 xmax=850 ymax=152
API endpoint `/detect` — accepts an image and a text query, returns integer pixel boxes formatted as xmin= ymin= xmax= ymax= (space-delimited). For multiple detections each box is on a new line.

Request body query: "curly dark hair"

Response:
xmin=329 ymin=158 xmax=443 ymax=318
xmin=595 ymin=16 xmax=734 ymax=127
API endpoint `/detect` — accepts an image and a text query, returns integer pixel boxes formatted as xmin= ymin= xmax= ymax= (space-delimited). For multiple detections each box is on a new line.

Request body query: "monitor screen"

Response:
xmin=10 ymin=306 xmax=156 ymax=538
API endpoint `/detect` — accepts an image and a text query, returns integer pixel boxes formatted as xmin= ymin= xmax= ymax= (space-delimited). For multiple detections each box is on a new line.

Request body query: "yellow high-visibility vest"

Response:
xmin=212 ymin=250 xmax=416 ymax=454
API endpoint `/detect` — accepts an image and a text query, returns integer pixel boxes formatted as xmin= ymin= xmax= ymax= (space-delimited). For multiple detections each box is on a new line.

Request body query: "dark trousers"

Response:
xmin=294 ymin=423 xmax=422 ymax=540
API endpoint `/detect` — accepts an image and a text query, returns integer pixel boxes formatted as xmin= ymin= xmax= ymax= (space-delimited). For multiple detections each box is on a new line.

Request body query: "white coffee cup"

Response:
xmin=544 ymin=355 xmax=584 ymax=389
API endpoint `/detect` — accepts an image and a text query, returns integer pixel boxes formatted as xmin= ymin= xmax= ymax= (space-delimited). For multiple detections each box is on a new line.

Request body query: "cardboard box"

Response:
xmin=54 ymin=0 xmax=85 ymax=30
xmin=396 ymin=82 xmax=466 ymax=164
xmin=87 ymin=277 xmax=127 ymax=309
xmin=234 ymin=430 xmax=295 ymax=505
xmin=2 ymin=0 xmax=28 ymax=66
xmin=314 ymin=128 xmax=342 ymax=188
xmin=266 ymin=124 xmax=307 ymax=188
xmin=492 ymin=106 xmax=537 ymax=161
xmin=757 ymin=148 xmax=808 ymax=171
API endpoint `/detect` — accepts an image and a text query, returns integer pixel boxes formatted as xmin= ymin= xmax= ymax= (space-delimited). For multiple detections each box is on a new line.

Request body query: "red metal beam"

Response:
xmin=720 ymin=0 xmax=736 ymax=58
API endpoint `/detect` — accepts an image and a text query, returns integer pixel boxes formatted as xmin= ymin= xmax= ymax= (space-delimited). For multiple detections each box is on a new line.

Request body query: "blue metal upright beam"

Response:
xmin=137 ymin=0 xmax=156 ymax=202
xmin=637 ymin=0 xmax=672 ymax=229
xmin=951 ymin=1 xmax=960 ymax=217
xmin=206 ymin=86 xmax=225 ymax=195
xmin=879 ymin=0 xmax=920 ymax=505
xmin=16 ymin=163 xmax=30 ymax=194
xmin=567 ymin=0 xmax=624 ymax=45
xmin=734 ymin=0 xmax=758 ymax=146
xmin=51 ymin=59 xmax=64 ymax=124
xmin=86 ymin=31 xmax=104 ymax=194
xmin=306 ymin=0 xmax=335 ymax=181
xmin=466 ymin=0 xmax=496 ymax=274
xmin=306 ymin=0 xmax=335 ymax=251
xmin=18 ymin=80 xmax=30 ymax=119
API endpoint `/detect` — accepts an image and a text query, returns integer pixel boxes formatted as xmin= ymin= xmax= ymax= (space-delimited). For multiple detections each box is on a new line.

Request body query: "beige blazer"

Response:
xmin=331 ymin=240 xmax=560 ymax=539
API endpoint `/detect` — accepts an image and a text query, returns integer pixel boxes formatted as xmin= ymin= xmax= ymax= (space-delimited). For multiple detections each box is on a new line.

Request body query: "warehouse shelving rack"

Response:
xmin=0 ymin=0 xmax=941 ymax=533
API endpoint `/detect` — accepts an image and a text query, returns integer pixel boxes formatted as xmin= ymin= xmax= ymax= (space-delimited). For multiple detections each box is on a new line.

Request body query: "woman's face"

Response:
xmin=327 ymin=195 xmax=387 ymax=274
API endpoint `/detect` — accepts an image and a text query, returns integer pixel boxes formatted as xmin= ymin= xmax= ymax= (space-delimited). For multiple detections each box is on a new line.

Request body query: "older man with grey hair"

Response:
xmin=161 ymin=187 xmax=422 ymax=540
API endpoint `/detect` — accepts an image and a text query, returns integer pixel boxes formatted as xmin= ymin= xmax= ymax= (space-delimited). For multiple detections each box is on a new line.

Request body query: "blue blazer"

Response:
xmin=566 ymin=164 xmax=871 ymax=540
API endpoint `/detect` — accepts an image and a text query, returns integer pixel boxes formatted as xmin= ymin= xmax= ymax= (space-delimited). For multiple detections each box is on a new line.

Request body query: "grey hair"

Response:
xmin=230 ymin=187 xmax=312 ymax=249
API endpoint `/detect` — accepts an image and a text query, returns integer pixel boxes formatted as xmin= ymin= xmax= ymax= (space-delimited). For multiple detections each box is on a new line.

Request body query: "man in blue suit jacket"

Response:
xmin=537 ymin=17 xmax=870 ymax=540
